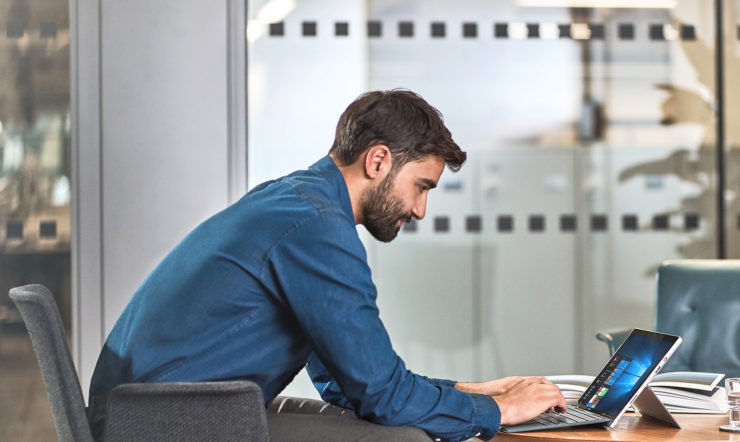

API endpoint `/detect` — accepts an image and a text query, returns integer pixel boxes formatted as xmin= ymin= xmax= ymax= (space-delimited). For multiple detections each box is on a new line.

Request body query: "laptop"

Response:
xmin=500 ymin=328 xmax=682 ymax=433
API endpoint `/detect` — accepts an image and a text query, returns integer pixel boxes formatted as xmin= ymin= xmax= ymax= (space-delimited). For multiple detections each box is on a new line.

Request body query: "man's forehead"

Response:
xmin=398 ymin=153 xmax=443 ymax=166
xmin=396 ymin=155 xmax=445 ymax=183
xmin=403 ymin=155 xmax=445 ymax=171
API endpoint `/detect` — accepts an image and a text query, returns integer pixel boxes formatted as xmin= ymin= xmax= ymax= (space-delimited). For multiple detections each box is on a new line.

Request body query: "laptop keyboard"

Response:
xmin=528 ymin=407 xmax=605 ymax=426
xmin=500 ymin=406 xmax=611 ymax=433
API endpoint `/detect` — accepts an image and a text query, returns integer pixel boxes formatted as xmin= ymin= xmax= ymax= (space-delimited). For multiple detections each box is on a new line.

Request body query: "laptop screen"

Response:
xmin=578 ymin=329 xmax=680 ymax=418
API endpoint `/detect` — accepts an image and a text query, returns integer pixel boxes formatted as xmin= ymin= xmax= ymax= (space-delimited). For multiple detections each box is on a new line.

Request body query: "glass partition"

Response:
xmin=365 ymin=0 xmax=717 ymax=380
xmin=247 ymin=0 xmax=725 ymax=396
xmin=0 ymin=0 xmax=70 ymax=439
xmin=0 ymin=0 xmax=70 ymax=329
xmin=726 ymin=0 xmax=740 ymax=258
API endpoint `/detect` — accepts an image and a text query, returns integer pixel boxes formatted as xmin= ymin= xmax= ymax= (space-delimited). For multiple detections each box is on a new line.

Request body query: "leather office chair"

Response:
xmin=596 ymin=260 xmax=740 ymax=378
xmin=9 ymin=284 xmax=268 ymax=442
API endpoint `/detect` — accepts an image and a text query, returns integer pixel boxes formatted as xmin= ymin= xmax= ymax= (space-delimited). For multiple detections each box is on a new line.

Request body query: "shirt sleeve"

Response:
xmin=264 ymin=212 xmax=501 ymax=440
xmin=307 ymin=352 xmax=456 ymax=408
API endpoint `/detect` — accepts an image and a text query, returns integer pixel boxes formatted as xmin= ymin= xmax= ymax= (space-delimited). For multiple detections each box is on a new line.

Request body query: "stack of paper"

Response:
xmin=650 ymin=372 xmax=728 ymax=414
xmin=546 ymin=372 xmax=729 ymax=414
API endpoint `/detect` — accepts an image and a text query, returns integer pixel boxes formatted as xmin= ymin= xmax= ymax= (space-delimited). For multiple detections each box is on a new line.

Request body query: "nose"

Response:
xmin=411 ymin=194 xmax=428 ymax=220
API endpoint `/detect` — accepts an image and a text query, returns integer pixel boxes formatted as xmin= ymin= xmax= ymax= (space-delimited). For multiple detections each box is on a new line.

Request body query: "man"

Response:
xmin=89 ymin=90 xmax=565 ymax=440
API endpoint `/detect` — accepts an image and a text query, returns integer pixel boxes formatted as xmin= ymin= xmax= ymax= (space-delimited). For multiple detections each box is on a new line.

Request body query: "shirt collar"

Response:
xmin=309 ymin=156 xmax=355 ymax=223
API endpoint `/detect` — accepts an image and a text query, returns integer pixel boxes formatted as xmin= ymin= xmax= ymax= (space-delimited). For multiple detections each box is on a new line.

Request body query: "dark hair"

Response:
xmin=329 ymin=89 xmax=466 ymax=172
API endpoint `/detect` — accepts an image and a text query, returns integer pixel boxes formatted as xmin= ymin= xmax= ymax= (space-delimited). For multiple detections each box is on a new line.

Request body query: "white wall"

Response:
xmin=70 ymin=0 xmax=246 ymax=398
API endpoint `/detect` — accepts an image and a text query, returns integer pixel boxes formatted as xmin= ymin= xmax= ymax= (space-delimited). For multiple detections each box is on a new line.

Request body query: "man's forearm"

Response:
xmin=455 ymin=377 xmax=525 ymax=396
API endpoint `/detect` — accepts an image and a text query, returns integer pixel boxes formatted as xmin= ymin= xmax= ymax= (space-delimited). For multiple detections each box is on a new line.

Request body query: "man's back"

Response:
xmin=89 ymin=156 xmax=361 ymax=402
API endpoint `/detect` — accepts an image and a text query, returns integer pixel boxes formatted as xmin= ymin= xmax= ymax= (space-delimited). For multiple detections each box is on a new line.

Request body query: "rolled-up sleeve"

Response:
xmin=264 ymin=212 xmax=501 ymax=440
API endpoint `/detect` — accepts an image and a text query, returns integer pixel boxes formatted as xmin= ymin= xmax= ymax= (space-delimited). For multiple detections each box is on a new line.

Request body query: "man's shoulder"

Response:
xmin=284 ymin=171 xmax=341 ymax=210
xmin=251 ymin=169 xmax=347 ymax=218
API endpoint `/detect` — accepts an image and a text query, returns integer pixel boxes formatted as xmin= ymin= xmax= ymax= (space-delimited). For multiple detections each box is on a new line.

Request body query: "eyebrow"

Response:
xmin=419 ymin=178 xmax=437 ymax=190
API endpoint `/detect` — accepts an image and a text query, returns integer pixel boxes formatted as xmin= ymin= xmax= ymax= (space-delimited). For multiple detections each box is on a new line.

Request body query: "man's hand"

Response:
xmin=455 ymin=376 xmax=524 ymax=396
xmin=490 ymin=376 xmax=567 ymax=426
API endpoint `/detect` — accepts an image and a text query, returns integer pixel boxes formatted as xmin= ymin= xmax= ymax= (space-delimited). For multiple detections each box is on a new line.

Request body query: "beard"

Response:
xmin=361 ymin=171 xmax=412 ymax=243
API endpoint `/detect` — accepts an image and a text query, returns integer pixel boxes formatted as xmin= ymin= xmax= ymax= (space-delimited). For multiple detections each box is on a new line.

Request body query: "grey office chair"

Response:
xmin=9 ymin=284 xmax=268 ymax=442
xmin=596 ymin=260 xmax=740 ymax=378
xmin=11 ymin=284 xmax=434 ymax=442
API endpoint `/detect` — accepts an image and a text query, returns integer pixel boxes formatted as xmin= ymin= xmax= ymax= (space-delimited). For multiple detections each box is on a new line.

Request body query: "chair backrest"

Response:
xmin=656 ymin=260 xmax=740 ymax=378
xmin=9 ymin=284 xmax=94 ymax=442
xmin=105 ymin=382 xmax=270 ymax=441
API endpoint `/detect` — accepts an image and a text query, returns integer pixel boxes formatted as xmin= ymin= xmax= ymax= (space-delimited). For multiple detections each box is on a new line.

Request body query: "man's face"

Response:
xmin=362 ymin=155 xmax=445 ymax=242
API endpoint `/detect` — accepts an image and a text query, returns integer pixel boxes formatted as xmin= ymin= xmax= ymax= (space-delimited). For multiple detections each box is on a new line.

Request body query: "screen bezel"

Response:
xmin=576 ymin=328 xmax=681 ymax=421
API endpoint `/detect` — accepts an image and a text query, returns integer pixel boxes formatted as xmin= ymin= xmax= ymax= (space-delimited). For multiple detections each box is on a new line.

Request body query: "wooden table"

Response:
xmin=493 ymin=414 xmax=740 ymax=441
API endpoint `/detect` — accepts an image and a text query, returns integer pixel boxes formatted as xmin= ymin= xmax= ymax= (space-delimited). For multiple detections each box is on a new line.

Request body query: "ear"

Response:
xmin=363 ymin=145 xmax=392 ymax=180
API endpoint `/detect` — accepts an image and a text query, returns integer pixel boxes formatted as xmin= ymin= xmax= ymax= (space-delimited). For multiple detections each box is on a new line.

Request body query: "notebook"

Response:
xmin=500 ymin=328 xmax=682 ymax=433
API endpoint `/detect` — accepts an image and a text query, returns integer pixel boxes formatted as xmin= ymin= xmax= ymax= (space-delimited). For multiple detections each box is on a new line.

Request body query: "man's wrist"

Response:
xmin=492 ymin=395 xmax=512 ymax=425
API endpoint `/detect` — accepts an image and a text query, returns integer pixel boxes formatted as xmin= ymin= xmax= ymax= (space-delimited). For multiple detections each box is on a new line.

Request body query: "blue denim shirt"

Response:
xmin=90 ymin=156 xmax=501 ymax=440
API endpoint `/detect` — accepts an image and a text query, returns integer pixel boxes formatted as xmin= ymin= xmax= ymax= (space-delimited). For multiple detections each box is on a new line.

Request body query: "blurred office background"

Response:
xmin=1 ymin=0 xmax=739 ymax=439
